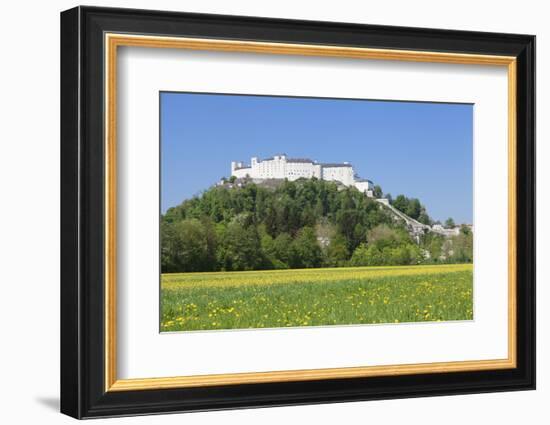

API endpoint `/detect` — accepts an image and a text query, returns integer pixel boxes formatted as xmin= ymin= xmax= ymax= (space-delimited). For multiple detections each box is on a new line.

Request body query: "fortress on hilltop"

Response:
xmin=231 ymin=154 xmax=374 ymax=196
xmin=224 ymin=154 xmax=465 ymax=239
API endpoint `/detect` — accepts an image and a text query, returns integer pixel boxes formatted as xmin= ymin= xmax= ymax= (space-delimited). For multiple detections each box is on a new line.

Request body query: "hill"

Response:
xmin=161 ymin=178 xmax=472 ymax=273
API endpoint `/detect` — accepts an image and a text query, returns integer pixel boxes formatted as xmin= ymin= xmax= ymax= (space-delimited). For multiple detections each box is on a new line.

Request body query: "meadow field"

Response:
xmin=160 ymin=264 xmax=473 ymax=332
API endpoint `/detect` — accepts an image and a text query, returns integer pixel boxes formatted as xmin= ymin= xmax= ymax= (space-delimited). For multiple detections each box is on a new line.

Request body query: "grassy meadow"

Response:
xmin=160 ymin=263 xmax=473 ymax=332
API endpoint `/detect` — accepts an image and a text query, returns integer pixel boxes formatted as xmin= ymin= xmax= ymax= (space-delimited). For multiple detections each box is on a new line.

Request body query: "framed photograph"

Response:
xmin=60 ymin=6 xmax=535 ymax=419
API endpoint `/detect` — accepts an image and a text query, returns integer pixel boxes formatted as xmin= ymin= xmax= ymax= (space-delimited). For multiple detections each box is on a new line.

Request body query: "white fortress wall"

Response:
xmin=285 ymin=159 xmax=319 ymax=180
xmin=321 ymin=164 xmax=354 ymax=186
xmin=231 ymin=161 xmax=251 ymax=179
xmin=232 ymin=168 xmax=250 ymax=179
xmin=252 ymin=154 xmax=287 ymax=179
xmin=354 ymin=180 xmax=372 ymax=194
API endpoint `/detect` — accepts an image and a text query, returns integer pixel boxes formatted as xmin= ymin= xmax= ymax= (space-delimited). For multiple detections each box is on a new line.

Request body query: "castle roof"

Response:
xmin=262 ymin=153 xmax=287 ymax=161
xmin=321 ymin=163 xmax=353 ymax=168
xmin=287 ymin=158 xmax=314 ymax=163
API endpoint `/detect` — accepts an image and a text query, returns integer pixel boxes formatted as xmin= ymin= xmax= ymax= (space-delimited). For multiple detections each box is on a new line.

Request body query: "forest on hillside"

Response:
xmin=161 ymin=178 xmax=473 ymax=273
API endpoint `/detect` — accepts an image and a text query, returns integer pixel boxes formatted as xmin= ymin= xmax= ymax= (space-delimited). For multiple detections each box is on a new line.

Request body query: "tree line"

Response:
xmin=161 ymin=178 xmax=472 ymax=273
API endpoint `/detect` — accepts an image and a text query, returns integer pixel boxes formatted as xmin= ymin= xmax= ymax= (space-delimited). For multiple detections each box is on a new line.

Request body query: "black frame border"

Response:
xmin=61 ymin=6 xmax=535 ymax=419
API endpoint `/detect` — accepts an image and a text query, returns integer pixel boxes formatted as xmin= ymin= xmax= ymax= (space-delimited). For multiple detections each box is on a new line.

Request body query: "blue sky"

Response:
xmin=161 ymin=92 xmax=473 ymax=224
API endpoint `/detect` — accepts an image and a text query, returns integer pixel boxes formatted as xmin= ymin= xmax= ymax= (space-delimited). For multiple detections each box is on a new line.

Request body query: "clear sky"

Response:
xmin=161 ymin=92 xmax=473 ymax=224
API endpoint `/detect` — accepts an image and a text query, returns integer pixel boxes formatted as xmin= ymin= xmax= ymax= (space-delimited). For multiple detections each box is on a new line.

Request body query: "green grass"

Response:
xmin=160 ymin=264 xmax=473 ymax=332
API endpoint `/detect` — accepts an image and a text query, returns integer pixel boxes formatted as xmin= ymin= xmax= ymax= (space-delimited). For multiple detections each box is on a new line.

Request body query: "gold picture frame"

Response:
xmin=104 ymin=34 xmax=517 ymax=392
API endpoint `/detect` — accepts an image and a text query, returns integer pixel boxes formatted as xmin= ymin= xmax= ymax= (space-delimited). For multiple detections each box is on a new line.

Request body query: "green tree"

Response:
xmin=264 ymin=204 xmax=278 ymax=237
xmin=428 ymin=236 xmax=444 ymax=262
xmin=300 ymin=205 xmax=316 ymax=228
xmin=292 ymin=227 xmax=322 ymax=268
xmin=219 ymin=222 xmax=263 ymax=271
xmin=389 ymin=245 xmax=411 ymax=265
xmin=259 ymin=228 xmax=289 ymax=269
xmin=460 ymin=224 xmax=472 ymax=235
xmin=406 ymin=198 xmax=421 ymax=219
xmin=336 ymin=209 xmax=361 ymax=251
xmin=325 ymin=233 xmax=350 ymax=266
xmin=160 ymin=218 xmax=216 ymax=273
xmin=373 ymin=184 xmax=383 ymax=198
xmin=350 ymin=243 xmax=371 ymax=266
xmin=392 ymin=194 xmax=409 ymax=213
xmin=350 ymin=243 xmax=383 ymax=266
xmin=418 ymin=211 xmax=431 ymax=225
xmin=272 ymin=233 xmax=295 ymax=268
xmin=160 ymin=220 xmax=177 ymax=272
xmin=367 ymin=224 xmax=409 ymax=248
xmin=445 ymin=217 xmax=456 ymax=228
xmin=449 ymin=231 xmax=473 ymax=263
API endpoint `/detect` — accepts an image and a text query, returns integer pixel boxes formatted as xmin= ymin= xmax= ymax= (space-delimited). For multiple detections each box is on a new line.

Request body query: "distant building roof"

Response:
xmin=287 ymin=158 xmax=314 ymax=163
xmin=262 ymin=153 xmax=287 ymax=161
xmin=322 ymin=163 xmax=352 ymax=168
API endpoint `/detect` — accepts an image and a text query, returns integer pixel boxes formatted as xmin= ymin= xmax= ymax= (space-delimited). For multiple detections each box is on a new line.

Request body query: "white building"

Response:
xmin=431 ymin=224 xmax=461 ymax=237
xmin=231 ymin=154 xmax=374 ymax=196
